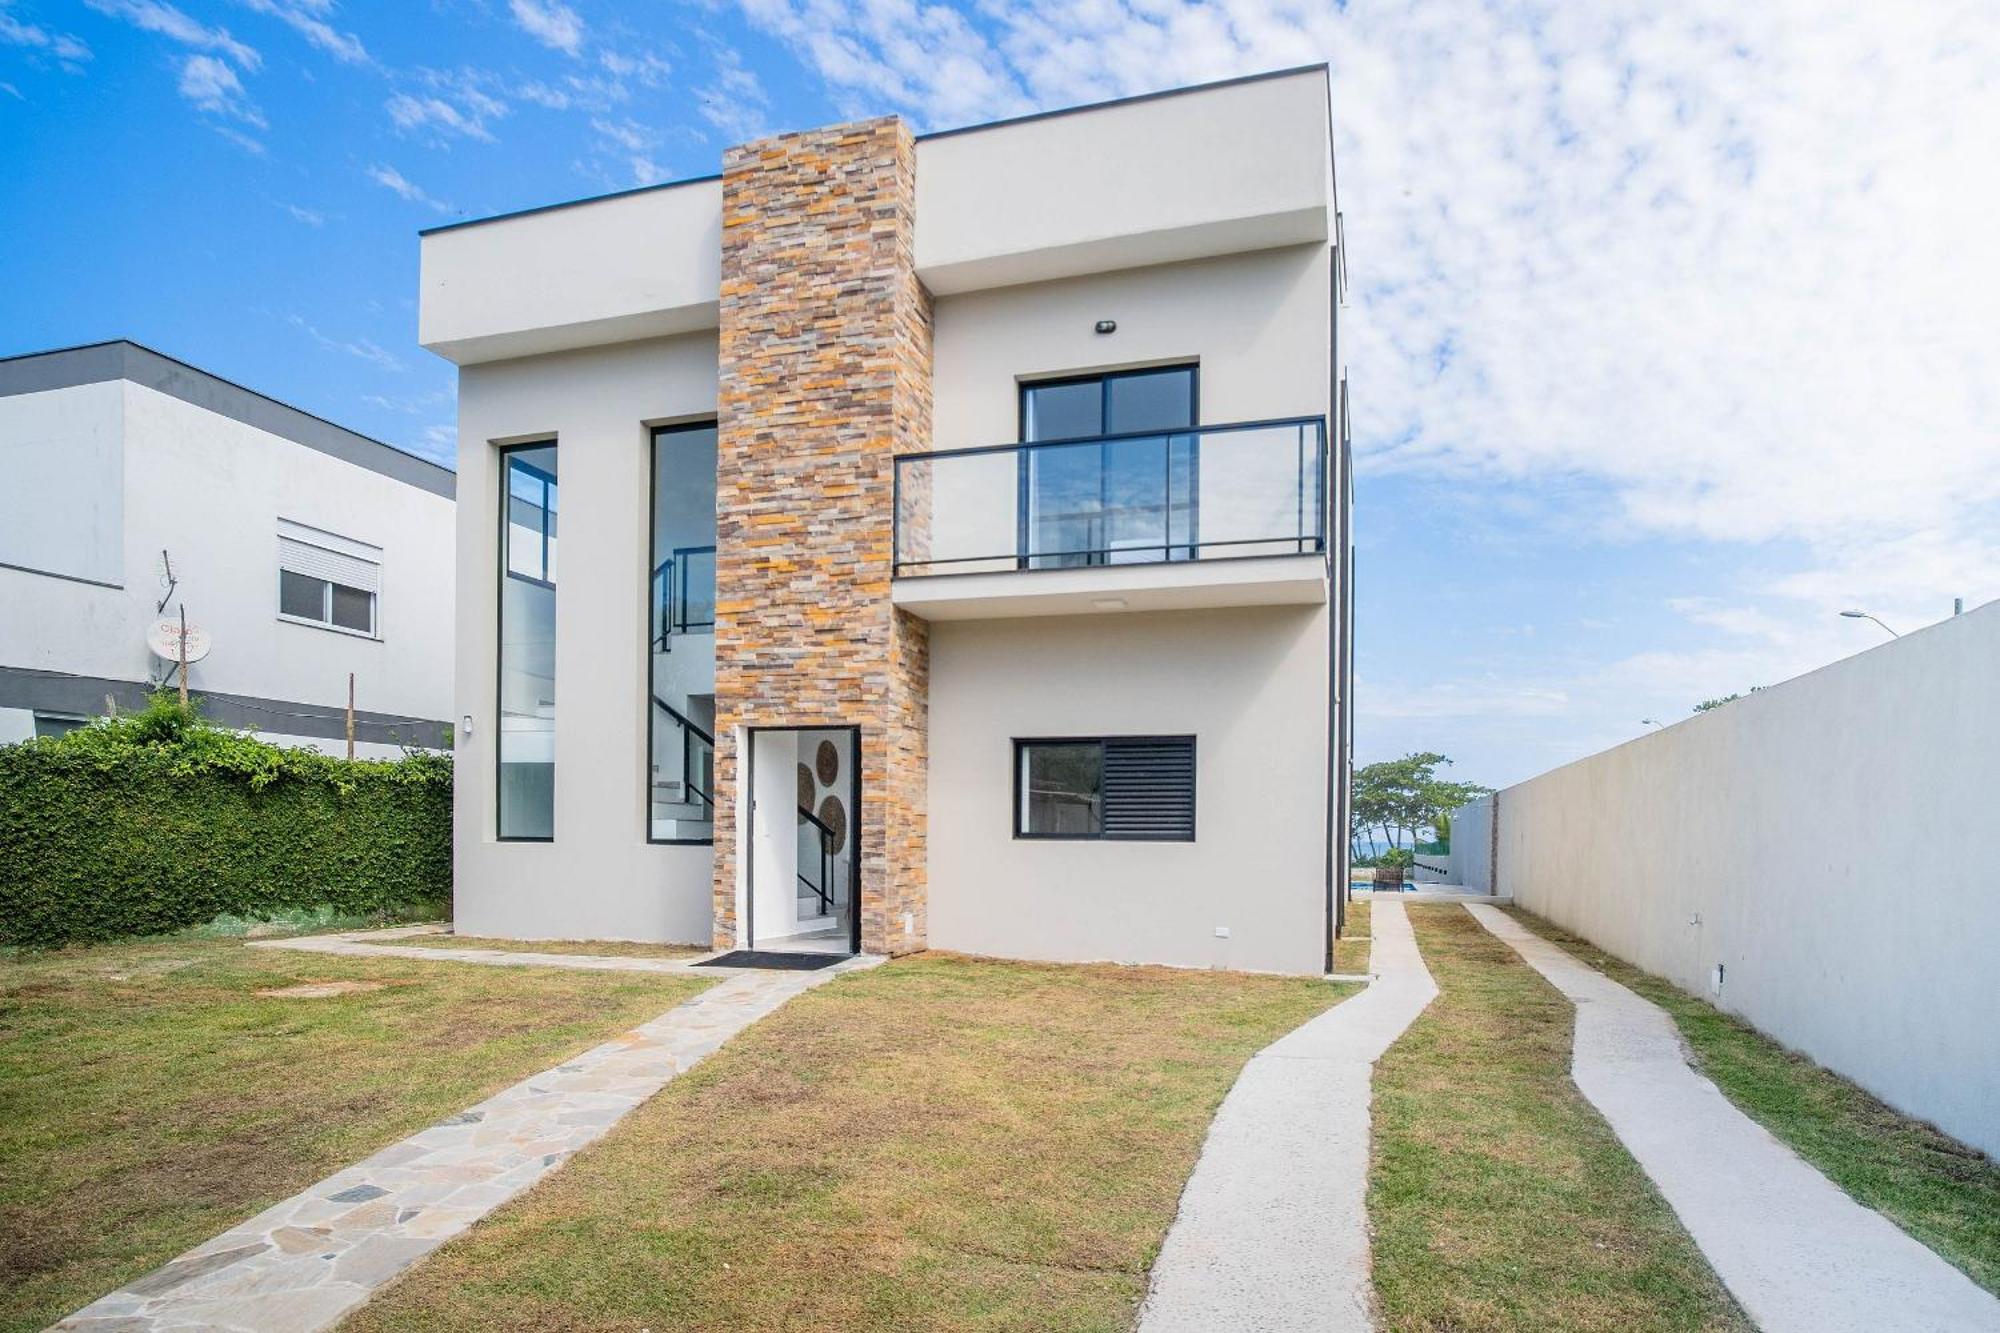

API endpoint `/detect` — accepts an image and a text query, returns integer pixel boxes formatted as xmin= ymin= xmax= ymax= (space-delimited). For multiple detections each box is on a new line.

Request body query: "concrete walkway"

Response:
xmin=58 ymin=953 xmax=880 ymax=1332
xmin=1137 ymin=898 xmax=1439 ymax=1333
xmin=1467 ymin=905 xmax=2000 ymax=1333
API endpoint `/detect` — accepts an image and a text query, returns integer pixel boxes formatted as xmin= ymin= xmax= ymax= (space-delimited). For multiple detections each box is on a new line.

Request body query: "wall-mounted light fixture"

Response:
xmin=1094 ymin=319 xmax=1117 ymax=335
xmin=461 ymin=714 xmax=475 ymax=736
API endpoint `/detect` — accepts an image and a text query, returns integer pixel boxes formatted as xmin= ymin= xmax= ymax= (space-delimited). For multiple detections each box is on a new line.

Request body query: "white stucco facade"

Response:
xmin=423 ymin=67 xmax=1350 ymax=973
xmin=1486 ymin=600 xmax=2000 ymax=1155
xmin=0 ymin=342 xmax=455 ymax=757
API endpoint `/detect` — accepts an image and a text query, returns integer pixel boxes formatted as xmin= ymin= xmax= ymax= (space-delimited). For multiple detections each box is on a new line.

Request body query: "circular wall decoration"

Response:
xmin=815 ymin=738 xmax=840 ymax=787
xmin=796 ymin=763 xmax=815 ymax=811
xmin=817 ymin=795 xmax=847 ymax=854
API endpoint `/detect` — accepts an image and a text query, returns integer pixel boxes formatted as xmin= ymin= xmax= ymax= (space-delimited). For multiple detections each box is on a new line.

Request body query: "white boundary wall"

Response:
xmin=1494 ymin=600 xmax=1998 ymax=1156
xmin=1446 ymin=795 xmax=1494 ymax=893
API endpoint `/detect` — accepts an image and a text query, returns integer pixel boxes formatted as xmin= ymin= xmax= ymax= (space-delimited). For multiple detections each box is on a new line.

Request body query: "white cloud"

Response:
xmin=236 ymin=0 xmax=367 ymax=65
xmin=366 ymin=162 xmax=448 ymax=213
xmin=177 ymin=52 xmax=262 ymax=124
xmin=0 ymin=2 xmax=92 ymax=67
xmin=85 ymin=0 xmax=258 ymax=69
xmin=282 ymin=201 xmax=324 ymax=225
xmin=694 ymin=46 xmax=769 ymax=142
xmin=285 ymin=313 xmax=403 ymax=370
xmin=509 ymin=0 xmax=583 ymax=56
xmin=388 ymin=92 xmax=492 ymax=141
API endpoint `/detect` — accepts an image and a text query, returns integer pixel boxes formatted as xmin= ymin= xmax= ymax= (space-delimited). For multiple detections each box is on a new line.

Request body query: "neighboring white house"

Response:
xmin=0 ymin=341 xmax=456 ymax=758
xmin=418 ymin=66 xmax=1354 ymax=974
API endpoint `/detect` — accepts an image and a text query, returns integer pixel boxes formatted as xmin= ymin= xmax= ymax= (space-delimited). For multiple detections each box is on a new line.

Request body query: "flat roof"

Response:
xmin=0 ymin=340 xmax=456 ymax=498
xmin=418 ymin=63 xmax=1331 ymax=240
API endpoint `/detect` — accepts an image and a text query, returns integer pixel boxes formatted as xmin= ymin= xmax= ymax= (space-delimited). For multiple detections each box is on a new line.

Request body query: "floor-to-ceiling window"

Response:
xmin=499 ymin=443 xmax=557 ymax=840
xmin=1019 ymin=365 xmax=1197 ymax=568
xmin=648 ymin=422 xmax=718 ymax=842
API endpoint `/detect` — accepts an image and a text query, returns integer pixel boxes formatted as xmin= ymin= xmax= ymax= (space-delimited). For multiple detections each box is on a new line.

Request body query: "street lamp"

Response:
xmin=1640 ymin=719 xmax=1664 ymax=729
xmin=1839 ymin=609 xmax=1899 ymax=638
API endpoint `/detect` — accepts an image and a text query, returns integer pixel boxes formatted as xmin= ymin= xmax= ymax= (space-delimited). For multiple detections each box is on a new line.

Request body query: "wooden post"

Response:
xmin=177 ymin=605 xmax=190 ymax=710
xmin=346 ymin=673 xmax=356 ymax=760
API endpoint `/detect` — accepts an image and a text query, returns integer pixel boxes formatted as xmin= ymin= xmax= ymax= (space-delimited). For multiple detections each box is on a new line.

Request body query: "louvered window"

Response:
xmin=1014 ymin=736 xmax=1196 ymax=841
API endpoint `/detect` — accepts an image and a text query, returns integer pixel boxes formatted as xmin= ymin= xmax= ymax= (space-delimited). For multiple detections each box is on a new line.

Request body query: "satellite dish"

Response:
xmin=147 ymin=619 xmax=212 ymax=665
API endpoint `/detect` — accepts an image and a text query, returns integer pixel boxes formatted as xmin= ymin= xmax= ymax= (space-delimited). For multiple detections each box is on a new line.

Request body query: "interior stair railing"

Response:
xmin=796 ymin=804 xmax=837 ymax=918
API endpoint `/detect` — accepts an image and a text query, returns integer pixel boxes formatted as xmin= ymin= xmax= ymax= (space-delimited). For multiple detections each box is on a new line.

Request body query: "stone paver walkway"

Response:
xmin=1467 ymin=904 xmax=2000 ymax=1333
xmin=247 ymin=924 xmax=712 ymax=974
xmin=1137 ymin=898 xmax=1438 ymax=1333
xmin=58 ymin=953 xmax=880 ymax=1332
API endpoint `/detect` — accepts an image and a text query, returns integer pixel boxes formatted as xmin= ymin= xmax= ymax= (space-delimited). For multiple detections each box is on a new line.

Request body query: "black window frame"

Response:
xmin=1015 ymin=364 xmax=1200 ymax=568
xmin=497 ymin=439 xmax=559 ymax=843
xmin=1012 ymin=734 xmax=1197 ymax=843
xmin=645 ymin=420 xmax=719 ymax=847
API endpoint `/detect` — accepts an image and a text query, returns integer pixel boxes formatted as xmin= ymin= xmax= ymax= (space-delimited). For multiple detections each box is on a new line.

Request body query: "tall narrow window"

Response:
xmin=648 ymin=423 xmax=718 ymax=843
xmin=1019 ymin=366 xmax=1197 ymax=569
xmin=499 ymin=443 xmax=557 ymax=840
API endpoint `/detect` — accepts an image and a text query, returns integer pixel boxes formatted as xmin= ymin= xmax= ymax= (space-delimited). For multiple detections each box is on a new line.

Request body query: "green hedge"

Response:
xmin=0 ymin=694 xmax=451 ymax=948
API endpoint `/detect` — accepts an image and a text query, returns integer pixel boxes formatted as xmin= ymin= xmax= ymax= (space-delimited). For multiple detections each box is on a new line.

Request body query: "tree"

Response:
xmin=1694 ymin=685 xmax=1763 ymax=713
xmin=1349 ymin=752 xmax=1490 ymax=863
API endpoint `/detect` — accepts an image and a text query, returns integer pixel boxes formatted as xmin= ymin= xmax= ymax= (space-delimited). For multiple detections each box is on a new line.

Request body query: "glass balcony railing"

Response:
xmin=893 ymin=417 xmax=1327 ymax=577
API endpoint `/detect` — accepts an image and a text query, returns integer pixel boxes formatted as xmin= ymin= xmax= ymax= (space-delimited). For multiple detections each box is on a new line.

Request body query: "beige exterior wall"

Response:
xmin=452 ymin=335 xmax=719 ymax=943
xmin=928 ymin=605 xmax=1330 ymax=975
xmin=931 ymin=245 xmax=1332 ymax=450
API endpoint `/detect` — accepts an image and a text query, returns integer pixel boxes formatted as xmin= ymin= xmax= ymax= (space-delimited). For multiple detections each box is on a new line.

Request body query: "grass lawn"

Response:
xmin=413 ymin=933 xmax=711 ymax=960
xmin=1332 ymin=894 xmax=1372 ymax=974
xmin=1508 ymin=907 xmax=2000 ymax=1294
xmin=0 ymin=935 xmax=712 ymax=1333
xmin=1369 ymin=906 xmax=1748 ymax=1332
xmin=347 ymin=952 xmax=1354 ymax=1332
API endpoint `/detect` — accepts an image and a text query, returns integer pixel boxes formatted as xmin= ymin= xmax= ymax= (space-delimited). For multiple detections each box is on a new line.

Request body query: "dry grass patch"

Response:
xmin=1369 ymin=906 xmax=1748 ymax=1332
xmin=0 ymin=936 xmax=711 ymax=1333
xmin=346 ymin=952 xmax=1354 ymax=1333
xmin=1332 ymin=894 xmax=1372 ymax=974
xmin=413 ymin=934 xmax=710 ymax=960
xmin=1508 ymin=907 xmax=2000 ymax=1293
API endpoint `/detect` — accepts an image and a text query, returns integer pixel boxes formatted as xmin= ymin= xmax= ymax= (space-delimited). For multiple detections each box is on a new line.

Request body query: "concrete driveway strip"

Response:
xmin=1467 ymin=904 xmax=2000 ymax=1333
xmin=1137 ymin=898 xmax=1439 ymax=1333
xmin=56 ymin=955 xmax=880 ymax=1333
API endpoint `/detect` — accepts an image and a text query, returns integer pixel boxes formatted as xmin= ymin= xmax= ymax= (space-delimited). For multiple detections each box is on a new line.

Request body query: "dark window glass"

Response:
xmin=649 ymin=423 xmax=718 ymax=843
xmin=330 ymin=583 xmax=374 ymax=633
xmin=1020 ymin=367 xmax=1197 ymax=569
xmin=1016 ymin=736 xmax=1196 ymax=841
xmin=500 ymin=443 xmax=558 ymax=839
xmin=1022 ymin=380 xmax=1103 ymax=442
xmin=1019 ymin=741 xmax=1101 ymax=836
xmin=280 ymin=570 xmax=326 ymax=620
xmin=1107 ymin=367 xmax=1195 ymax=434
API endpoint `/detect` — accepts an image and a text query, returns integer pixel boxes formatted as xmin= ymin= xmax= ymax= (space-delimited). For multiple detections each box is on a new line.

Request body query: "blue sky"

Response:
xmin=4 ymin=0 xmax=1996 ymax=789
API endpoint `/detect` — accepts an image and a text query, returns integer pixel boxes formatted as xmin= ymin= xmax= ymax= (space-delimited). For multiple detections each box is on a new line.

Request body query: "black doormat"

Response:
xmin=696 ymin=950 xmax=847 ymax=971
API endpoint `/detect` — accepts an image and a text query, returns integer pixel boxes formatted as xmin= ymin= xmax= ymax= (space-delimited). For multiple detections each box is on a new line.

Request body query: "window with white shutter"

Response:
xmin=276 ymin=521 xmax=381 ymax=636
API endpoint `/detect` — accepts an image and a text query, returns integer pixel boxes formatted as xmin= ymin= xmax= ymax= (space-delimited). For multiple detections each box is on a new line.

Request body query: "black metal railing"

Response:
xmin=892 ymin=417 xmax=1327 ymax=577
xmin=796 ymin=804 xmax=837 ymax=916
xmin=651 ymin=545 xmax=716 ymax=650
xmin=649 ymin=693 xmax=715 ymax=816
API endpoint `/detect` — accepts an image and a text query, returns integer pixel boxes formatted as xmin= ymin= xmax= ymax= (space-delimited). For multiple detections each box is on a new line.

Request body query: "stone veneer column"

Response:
xmin=710 ymin=117 xmax=932 ymax=956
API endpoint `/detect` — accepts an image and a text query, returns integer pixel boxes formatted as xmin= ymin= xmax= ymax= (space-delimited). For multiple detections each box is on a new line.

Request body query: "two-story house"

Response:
xmin=418 ymin=65 xmax=1353 ymax=974
xmin=0 ymin=341 xmax=455 ymax=756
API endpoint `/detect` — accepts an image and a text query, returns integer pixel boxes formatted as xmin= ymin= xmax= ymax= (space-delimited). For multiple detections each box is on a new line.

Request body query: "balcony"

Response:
xmin=891 ymin=417 xmax=1328 ymax=621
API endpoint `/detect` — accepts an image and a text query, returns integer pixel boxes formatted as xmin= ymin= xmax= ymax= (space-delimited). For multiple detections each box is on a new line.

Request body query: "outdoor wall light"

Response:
xmin=460 ymin=714 xmax=474 ymax=735
xmin=1094 ymin=319 xmax=1117 ymax=334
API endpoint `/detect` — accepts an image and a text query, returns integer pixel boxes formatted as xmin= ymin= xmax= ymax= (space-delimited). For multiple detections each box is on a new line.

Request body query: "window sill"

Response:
xmin=277 ymin=613 xmax=382 ymax=642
